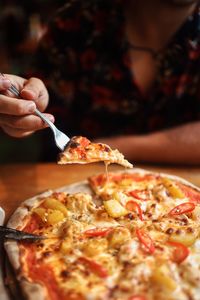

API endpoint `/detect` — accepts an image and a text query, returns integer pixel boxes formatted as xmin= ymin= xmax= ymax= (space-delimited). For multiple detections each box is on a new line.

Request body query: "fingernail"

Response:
xmin=1 ymin=79 xmax=11 ymax=89
xmin=27 ymin=102 xmax=36 ymax=113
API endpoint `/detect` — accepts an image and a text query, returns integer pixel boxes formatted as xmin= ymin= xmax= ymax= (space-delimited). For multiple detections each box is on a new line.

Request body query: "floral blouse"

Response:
xmin=34 ymin=0 xmax=200 ymax=157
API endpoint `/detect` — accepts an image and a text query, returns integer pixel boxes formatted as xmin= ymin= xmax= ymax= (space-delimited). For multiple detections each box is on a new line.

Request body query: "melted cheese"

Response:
xmin=17 ymin=173 xmax=200 ymax=300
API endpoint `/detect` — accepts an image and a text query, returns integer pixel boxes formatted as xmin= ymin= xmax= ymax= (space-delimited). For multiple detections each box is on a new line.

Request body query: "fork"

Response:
xmin=0 ymin=225 xmax=45 ymax=241
xmin=0 ymin=73 xmax=70 ymax=151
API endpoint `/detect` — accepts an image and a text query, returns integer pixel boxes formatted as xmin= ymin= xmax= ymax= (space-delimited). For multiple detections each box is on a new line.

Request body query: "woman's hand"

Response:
xmin=0 ymin=74 xmax=54 ymax=137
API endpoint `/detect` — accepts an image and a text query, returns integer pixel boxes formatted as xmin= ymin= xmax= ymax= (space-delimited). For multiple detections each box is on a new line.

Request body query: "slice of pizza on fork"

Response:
xmin=58 ymin=136 xmax=133 ymax=168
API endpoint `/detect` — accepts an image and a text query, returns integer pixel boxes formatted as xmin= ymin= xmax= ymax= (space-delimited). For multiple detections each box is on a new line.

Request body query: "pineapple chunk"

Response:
xmin=33 ymin=207 xmax=47 ymax=223
xmin=162 ymin=178 xmax=185 ymax=199
xmin=152 ymin=264 xmax=177 ymax=291
xmin=112 ymin=191 xmax=128 ymax=206
xmin=169 ymin=230 xmax=198 ymax=246
xmin=103 ymin=200 xmax=128 ymax=218
xmin=43 ymin=198 xmax=68 ymax=216
xmin=46 ymin=209 xmax=65 ymax=225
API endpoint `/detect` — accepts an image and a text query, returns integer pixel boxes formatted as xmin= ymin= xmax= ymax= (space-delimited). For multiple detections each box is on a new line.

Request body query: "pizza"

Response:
xmin=4 ymin=168 xmax=200 ymax=300
xmin=58 ymin=136 xmax=133 ymax=168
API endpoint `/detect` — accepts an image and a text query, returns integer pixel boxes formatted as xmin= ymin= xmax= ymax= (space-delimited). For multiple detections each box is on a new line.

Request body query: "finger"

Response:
xmin=20 ymin=77 xmax=49 ymax=111
xmin=2 ymin=75 xmax=49 ymax=112
xmin=1 ymin=125 xmax=35 ymax=138
xmin=0 ymin=77 xmax=11 ymax=91
xmin=0 ymin=95 xmax=36 ymax=115
xmin=0 ymin=113 xmax=54 ymax=130
xmin=3 ymin=74 xmax=27 ymax=95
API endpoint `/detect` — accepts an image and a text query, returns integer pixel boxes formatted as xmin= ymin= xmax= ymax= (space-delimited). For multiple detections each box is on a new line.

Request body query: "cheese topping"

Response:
xmin=16 ymin=172 xmax=200 ymax=300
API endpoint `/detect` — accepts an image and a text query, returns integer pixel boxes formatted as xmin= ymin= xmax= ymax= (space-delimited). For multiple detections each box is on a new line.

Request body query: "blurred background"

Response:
xmin=0 ymin=0 xmax=65 ymax=163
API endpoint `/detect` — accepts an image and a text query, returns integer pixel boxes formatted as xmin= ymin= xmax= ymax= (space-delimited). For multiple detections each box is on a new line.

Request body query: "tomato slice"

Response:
xmin=83 ymin=227 xmax=113 ymax=238
xmin=136 ymin=228 xmax=155 ymax=254
xmin=168 ymin=241 xmax=189 ymax=263
xmin=129 ymin=190 xmax=150 ymax=201
xmin=126 ymin=201 xmax=143 ymax=220
xmin=129 ymin=296 xmax=147 ymax=300
xmin=169 ymin=202 xmax=195 ymax=216
xmin=79 ymin=136 xmax=90 ymax=147
xmin=78 ymin=257 xmax=108 ymax=278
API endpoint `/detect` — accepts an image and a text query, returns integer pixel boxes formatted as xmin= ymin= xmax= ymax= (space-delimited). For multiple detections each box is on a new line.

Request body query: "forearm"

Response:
xmin=98 ymin=122 xmax=200 ymax=165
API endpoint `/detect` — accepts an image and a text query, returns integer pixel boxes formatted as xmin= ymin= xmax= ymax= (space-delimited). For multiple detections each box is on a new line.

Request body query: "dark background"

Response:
xmin=0 ymin=0 xmax=65 ymax=163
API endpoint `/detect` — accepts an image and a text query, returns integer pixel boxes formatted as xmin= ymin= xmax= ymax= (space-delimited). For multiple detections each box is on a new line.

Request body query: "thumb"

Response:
xmin=21 ymin=77 xmax=49 ymax=112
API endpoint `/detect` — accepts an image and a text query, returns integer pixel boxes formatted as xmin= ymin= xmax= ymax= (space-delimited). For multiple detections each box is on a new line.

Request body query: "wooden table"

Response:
xmin=1 ymin=162 xmax=200 ymax=222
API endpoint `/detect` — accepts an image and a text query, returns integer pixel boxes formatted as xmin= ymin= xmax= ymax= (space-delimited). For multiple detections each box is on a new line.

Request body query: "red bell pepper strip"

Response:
xmin=168 ymin=241 xmax=189 ymax=264
xmin=178 ymin=184 xmax=200 ymax=204
xmin=169 ymin=202 xmax=195 ymax=216
xmin=129 ymin=190 xmax=149 ymax=201
xmin=83 ymin=227 xmax=113 ymax=238
xmin=136 ymin=228 xmax=155 ymax=254
xmin=78 ymin=257 xmax=108 ymax=278
xmin=126 ymin=201 xmax=143 ymax=220
xmin=128 ymin=296 xmax=147 ymax=300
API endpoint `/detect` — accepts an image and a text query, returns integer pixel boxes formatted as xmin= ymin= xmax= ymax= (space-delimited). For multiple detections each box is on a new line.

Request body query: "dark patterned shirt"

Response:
xmin=34 ymin=0 xmax=200 ymax=158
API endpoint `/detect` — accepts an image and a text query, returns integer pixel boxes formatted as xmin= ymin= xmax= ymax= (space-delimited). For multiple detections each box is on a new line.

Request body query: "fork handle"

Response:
xmin=34 ymin=108 xmax=54 ymax=127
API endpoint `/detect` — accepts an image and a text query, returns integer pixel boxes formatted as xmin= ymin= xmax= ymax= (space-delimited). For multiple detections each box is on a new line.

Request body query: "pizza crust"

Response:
xmin=20 ymin=280 xmax=45 ymax=300
xmin=4 ymin=168 xmax=200 ymax=300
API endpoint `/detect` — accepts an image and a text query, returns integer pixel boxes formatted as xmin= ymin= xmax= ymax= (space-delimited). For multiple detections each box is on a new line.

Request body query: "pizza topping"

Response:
xmin=58 ymin=135 xmax=133 ymax=168
xmin=128 ymin=189 xmax=150 ymax=201
xmin=168 ymin=241 xmax=189 ymax=263
xmin=125 ymin=200 xmax=143 ymax=220
xmin=46 ymin=209 xmax=65 ymax=225
xmin=82 ymin=238 xmax=108 ymax=257
xmin=178 ymin=183 xmax=200 ymax=203
xmin=103 ymin=199 xmax=128 ymax=218
xmin=43 ymin=198 xmax=68 ymax=216
xmin=78 ymin=257 xmax=108 ymax=278
xmin=168 ymin=228 xmax=198 ymax=246
xmin=119 ymin=240 xmax=139 ymax=262
xmin=151 ymin=264 xmax=177 ymax=291
xmin=23 ymin=213 xmax=42 ymax=233
xmin=83 ymin=227 xmax=113 ymax=238
xmin=33 ymin=207 xmax=48 ymax=223
xmin=192 ymin=205 xmax=200 ymax=220
xmin=136 ymin=228 xmax=155 ymax=254
xmin=67 ymin=141 xmax=80 ymax=149
xmin=128 ymin=296 xmax=147 ymax=300
xmin=165 ymin=227 xmax=174 ymax=235
xmin=60 ymin=238 xmax=73 ymax=254
xmin=169 ymin=202 xmax=195 ymax=216
xmin=108 ymin=227 xmax=131 ymax=248
xmin=162 ymin=178 xmax=185 ymax=199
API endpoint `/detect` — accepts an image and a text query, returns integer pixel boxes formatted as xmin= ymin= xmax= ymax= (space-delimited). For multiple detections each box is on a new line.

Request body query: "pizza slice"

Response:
xmin=88 ymin=171 xmax=157 ymax=200
xmin=88 ymin=170 xmax=198 ymax=222
xmin=58 ymin=136 xmax=133 ymax=168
